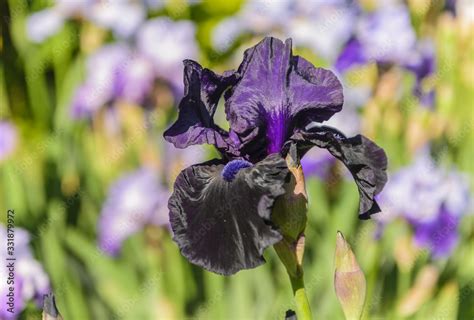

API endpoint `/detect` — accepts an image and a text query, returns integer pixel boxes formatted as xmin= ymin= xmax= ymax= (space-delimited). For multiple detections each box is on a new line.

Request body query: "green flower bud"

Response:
xmin=272 ymin=147 xmax=308 ymax=278
xmin=334 ymin=231 xmax=366 ymax=320
xmin=272 ymin=146 xmax=308 ymax=243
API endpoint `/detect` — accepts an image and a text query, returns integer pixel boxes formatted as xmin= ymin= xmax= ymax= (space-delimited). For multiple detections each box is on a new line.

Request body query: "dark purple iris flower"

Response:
xmin=164 ymin=37 xmax=387 ymax=275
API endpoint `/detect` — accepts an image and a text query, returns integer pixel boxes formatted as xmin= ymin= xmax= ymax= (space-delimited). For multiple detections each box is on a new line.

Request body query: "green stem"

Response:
xmin=361 ymin=244 xmax=381 ymax=320
xmin=396 ymin=269 xmax=411 ymax=301
xmin=290 ymin=273 xmax=312 ymax=320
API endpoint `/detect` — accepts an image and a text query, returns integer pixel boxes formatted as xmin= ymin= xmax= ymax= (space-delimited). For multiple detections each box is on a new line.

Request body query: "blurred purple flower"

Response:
xmin=88 ymin=1 xmax=145 ymax=38
xmin=212 ymin=17 xmax=246 ymax=53
xmin=287 ymin=0 xmax=358 ymax=61
xmin=405 ymin=41 xmax=436 ymax=82
xmin=336 ymin=4 xmax=438 ymax=107
xmin=212 ymin=0 xmax=357 ymax=61
xmin=71 ymin=44 xmax=130 ymax=118
xmin=27 ymin=0 xmax=146 ymax=42
xmin=114 ymin=53 xmax=156 ymax=104
xmin=356 ymin=4 xmax=416 ymax=64
xmin=404 ymin=40 xmax=436 ymax=107
xmin=336 ymin=4 xmax=417 ymax=72
xmin=26 ymin=7 xmax=66 ymax=43
xmin=145 ymin=0 xmax=166 ymax=10
xmin=1 ymin=226 xmax=50 ymax=319
xmin=411 ymin=209 xmax=459 ymax=258
xmin=98 ymin=168 xmax=170 ymax=256
xmin=70 ymin=18 xmax=197 ymax=119
xmin=301 ymin=148 xmax=334 ymax=179
xmin=377 ymin=151 xmax=471 ymax=258
xmin=26 ymin=0 xmax=94 ymax=42
xmin=0 ymin=121 xmax=18 ymax=161
xmin=334 ymin=38 xmax=366 ymax=73
xmin=70 ymin=84 xmax=107 ymax=119
xmin=137 ymin=18 xmax=198 ymax=91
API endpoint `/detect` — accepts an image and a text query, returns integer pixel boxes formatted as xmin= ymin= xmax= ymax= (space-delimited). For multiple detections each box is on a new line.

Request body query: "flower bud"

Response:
xmin=272 ymin=146 xmax=308 ymax=278
xmin=334 ymin=231 xmax=366 ymax=320
xmin=272 ymin=146 xmax=308 ymax=242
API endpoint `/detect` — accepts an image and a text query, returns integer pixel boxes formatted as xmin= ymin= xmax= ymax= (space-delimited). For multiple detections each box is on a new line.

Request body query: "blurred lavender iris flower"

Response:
xmin=70 ymin=18 xmax=197 ymax=118
xmin=71 ymin=43 xmax=131 ymax=118
xmin=27 ymin=0 xmax=146 ymax=42
xmin=404 ymin=40 xmax=436 ymax=106
xmin=355 ymin=4 xmax=416 ymax=65
xmin=0 ymin=226 xmax=50 ymax=319
xmin=98 ymin=168 xmax=170 ymax=256
xmin=0 ymin=121 xmax=18 ymax=161
xmin=335 ymin=3 xmax=436 ymax=106
xmin=137 ymin=18 xmax=198 ymax=92
xmin=377 ymin=151 xmax=471 ymax=257
xmin=212 ymin=0 xmax=357 ymax=61
xmin=287 ymin=0 xmax=358 ymax=61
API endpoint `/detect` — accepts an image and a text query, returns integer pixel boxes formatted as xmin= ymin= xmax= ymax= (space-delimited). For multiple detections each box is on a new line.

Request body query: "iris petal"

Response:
xmin=225 ymin=37 xmax=343 ymax=159
xmin=164 ymin=60 xmax=239 ymax=156
xmin=169 ymin=154 xmax=290 ymax=275
xmin=284 ymin=125 xmax=387 ymax=219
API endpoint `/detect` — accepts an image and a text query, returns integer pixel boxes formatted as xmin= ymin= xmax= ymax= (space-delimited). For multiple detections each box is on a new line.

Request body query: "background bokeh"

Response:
xmin=1 ymin=0 xmax=473 ymax=319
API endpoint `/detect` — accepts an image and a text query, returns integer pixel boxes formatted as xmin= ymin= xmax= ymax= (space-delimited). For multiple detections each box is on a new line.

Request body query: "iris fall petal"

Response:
xmin=169 ymin=153 xmax=289 ymax=275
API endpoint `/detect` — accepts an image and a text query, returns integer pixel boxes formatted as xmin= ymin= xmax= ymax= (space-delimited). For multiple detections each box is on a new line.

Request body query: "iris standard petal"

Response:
xmin=164 ymin=60 xmax=238 ymax=154
xmin=168 ymin=154 xmax=289 ymax=275
xmin=289 ymin=55 xmax=345 ymax=126
xmin=285 ymin=125 xmax=387 ymax=219
xmin=224 ymin=37 xmax=343 ymax=157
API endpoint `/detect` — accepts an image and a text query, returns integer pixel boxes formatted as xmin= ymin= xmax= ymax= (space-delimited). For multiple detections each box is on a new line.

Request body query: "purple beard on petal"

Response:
xmin=222 ymin=159 xmax=253 ymax=181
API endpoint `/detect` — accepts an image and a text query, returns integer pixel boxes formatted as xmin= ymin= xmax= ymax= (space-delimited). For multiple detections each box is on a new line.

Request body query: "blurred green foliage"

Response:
xmin=1 ymin=0 xmax=473 ymax=319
